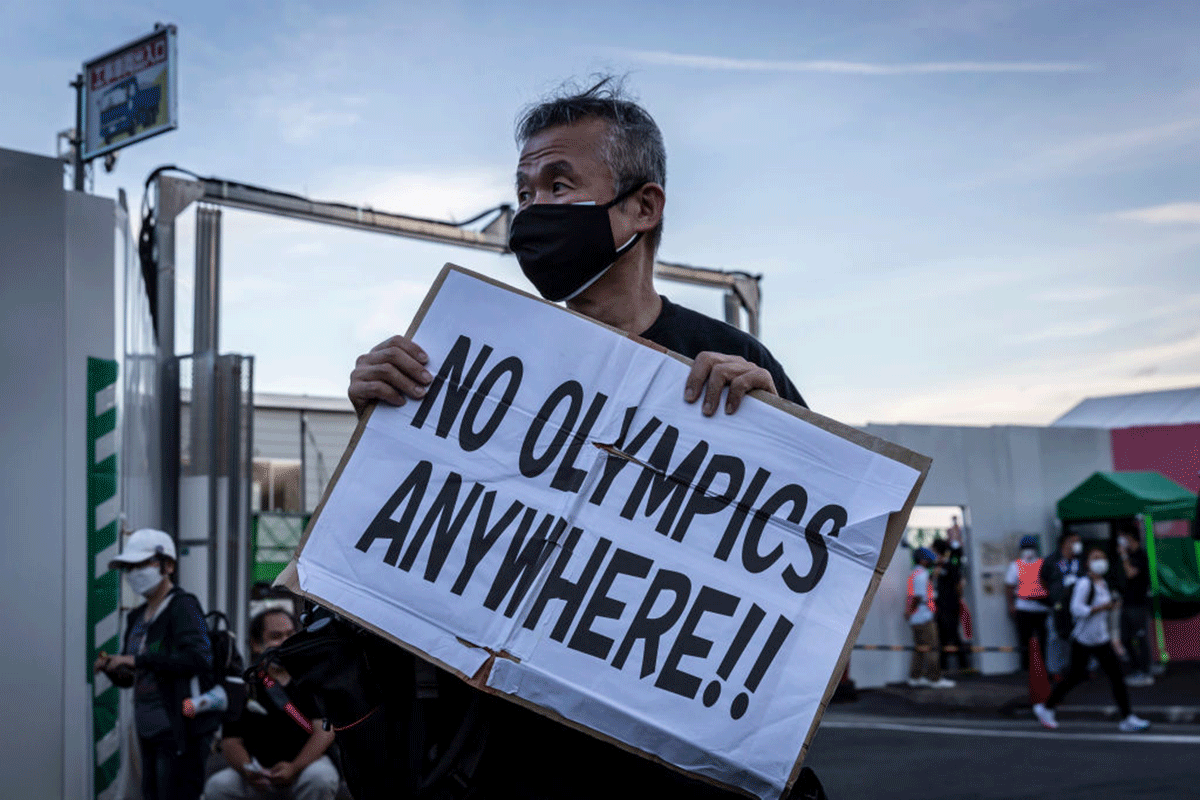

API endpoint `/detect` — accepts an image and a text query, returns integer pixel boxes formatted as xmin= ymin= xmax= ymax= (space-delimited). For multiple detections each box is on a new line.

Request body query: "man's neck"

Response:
xmin=565 ymin=251 xmax=662 ymax=335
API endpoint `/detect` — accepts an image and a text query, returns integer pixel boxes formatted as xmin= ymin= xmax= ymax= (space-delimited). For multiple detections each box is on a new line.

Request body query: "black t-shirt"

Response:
xmin=639 ymin=295 xmax=806 ymax=408
xmin=222 ymin=681 xmax=316 ymax=769
xmin=1122 ymin=548 xmax=1150 ymax=605
xmin=935 ymin=558 xmax=962 ymax=615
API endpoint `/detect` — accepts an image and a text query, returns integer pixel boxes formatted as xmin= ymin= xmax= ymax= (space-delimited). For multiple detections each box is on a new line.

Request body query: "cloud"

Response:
xmin=313 ymin=167 xmax=513 ymax=222
xmin=1111 ymin=202 xmax=1200 ymax=225
xmin=612 ymin=48 xmax=1095 ymax=75
xmin=260 ymin=98 xmax=361 ymax=144
xmin=963 ymin=118 xmax=1200 ymax=186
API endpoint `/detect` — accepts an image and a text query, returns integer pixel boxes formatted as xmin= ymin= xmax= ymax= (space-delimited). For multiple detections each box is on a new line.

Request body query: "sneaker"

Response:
xmin=1119 ymin=714 xmax=1151 ymax=732
xmin=1124 ymin=673 xmax=1155 ymax=687
xmin=929 ymin=678 xmax=957 ymax=689
xmin=1033 ymin=703 xmax=1058 ymax=730
xmin=907 ymin=677 xmax=932 ymax=688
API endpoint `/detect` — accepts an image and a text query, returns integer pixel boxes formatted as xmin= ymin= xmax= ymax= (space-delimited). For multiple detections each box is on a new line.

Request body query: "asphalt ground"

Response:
xmin=855 ymin=660 xmax=1200 ymax=724
xmin=805 ymin=708 xmax=1200 ymax=800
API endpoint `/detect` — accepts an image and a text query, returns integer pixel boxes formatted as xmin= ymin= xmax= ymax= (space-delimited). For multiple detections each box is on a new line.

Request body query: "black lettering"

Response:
xmin=742 ymin=483 xmax=806 ymax=574
xmin=459 ymin=356 xmax=523 ymax=452
xmin=399 ymin=474 xmax=483 ymax=580
xmin=484 ymin=512 xmax=568 ymax=616
xmin=567 ymin=548 xmax=653 ymax=660
xmin=410 ymin=336 xmax=492 ymax=439
xmin=672 ymin=453 xmax=745 ymax=543
xmin=714 ymin=467 xmax=771 ymax=561
xmin=354 ymin=460 xmax=432 ymax=566
xmin=654 ymin=586 xmax=739 ymax=699
xmin=588 ymin=410 xmax=662 ymax=506
xmin=782 ymin=504 xmax=846 ymax=593
xmin=619 ymin=427 xmax=708 ymax=536
xmin=519 ymin=381 xmax=583 ymax=478
xmin=550 ymin=391 xmax=609 ymax=493
xmin=612 ymin=569 xmax=692 ymax=678
xmin=451 ymin=493 xmax=525 ymax=595
xmin=523 ymin=533 xmax=611 ymax=641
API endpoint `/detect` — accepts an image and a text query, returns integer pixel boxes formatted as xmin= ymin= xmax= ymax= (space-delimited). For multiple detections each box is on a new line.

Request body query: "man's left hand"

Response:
xmin=684 ymin=352 xmax=777 ymax=416
xmin=267 ymin=761 xmax=299 ymax=785
xmin=105 ymin=654 xmax=135 ymax=670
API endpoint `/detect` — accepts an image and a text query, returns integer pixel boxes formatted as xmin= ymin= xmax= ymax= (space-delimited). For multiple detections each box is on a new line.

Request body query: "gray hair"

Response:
xmin=516 ymin=75 xmax=667 ymax=251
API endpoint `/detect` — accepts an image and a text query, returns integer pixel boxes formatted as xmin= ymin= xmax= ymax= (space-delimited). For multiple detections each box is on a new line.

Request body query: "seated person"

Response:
xmin=204 ymin=609 xmax=339 ymax=800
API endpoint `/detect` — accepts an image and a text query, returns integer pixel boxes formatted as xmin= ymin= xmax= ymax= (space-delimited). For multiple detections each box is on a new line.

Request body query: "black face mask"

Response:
xmin=508 ymin=183 xmax=645 ymax=302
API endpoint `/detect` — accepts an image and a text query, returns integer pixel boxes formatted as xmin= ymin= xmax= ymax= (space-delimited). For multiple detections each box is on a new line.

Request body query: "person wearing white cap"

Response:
xmin=93 ymin=528 xmax=220 ymax=800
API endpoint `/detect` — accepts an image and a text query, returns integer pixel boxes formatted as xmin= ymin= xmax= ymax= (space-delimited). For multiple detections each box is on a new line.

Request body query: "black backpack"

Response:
xmin=204 ymin=610 xmax=247 ymax=723
xmin=247 ymin=608 xmax=489 ymax=800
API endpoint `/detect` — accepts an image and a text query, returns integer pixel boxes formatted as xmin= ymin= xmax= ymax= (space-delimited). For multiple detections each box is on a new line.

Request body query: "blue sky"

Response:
xmin=5 ymin=0 xmax=1199 ymax=424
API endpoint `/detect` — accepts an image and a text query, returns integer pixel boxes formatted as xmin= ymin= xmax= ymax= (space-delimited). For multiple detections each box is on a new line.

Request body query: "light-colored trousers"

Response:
xmin=203 ymin=755 xmax=339 ymax=800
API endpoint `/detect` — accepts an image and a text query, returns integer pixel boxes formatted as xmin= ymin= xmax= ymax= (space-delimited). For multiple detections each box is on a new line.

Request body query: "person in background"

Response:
xmin=946 ymin=514 xmax=964 ymax=549
xmin=907 ymin=548 xmax=956 ymax=688
xmin=93 ymin=529 xmax=218 ymax=800
xmin=1005 ymin=535 xmax=1049 ymax=672
xmin=1034 ymin=548 xmax=1151 ymax=732
xmin=931 ymin=539 xmax=969 ymax=673
xmin=204 ymin=609 xmax=339 ymax=800
xmin=1039 ymin=531 xmax=1083 ymax=677
xmin=1117 ymin=525 xmax=1154 ymax=686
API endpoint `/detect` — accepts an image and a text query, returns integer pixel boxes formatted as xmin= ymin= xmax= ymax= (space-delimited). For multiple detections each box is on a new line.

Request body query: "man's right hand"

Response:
xmin=348 ymin=335 xmax=433 ymax=418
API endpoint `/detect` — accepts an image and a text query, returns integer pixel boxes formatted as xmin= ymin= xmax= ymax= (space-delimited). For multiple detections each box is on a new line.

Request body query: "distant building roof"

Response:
xmin=254 ymin=392 xmax=354 ymax=413
xmin=1053 ymin=386 xmax=1200 ymax=428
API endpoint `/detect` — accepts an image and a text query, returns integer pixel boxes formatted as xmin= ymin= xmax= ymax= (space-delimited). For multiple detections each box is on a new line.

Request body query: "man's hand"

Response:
xmin=244 ymin=768 xmax=272 ymax=791
xmin=267 ymin=760 xmax=299 ymax=786
xmin=348 ymin=335 xmax=433 ymax=418
xmin=684 ymin=352 xmax=777 ymax=416
xmin=104 ymin=654 xmax=135 ymax=670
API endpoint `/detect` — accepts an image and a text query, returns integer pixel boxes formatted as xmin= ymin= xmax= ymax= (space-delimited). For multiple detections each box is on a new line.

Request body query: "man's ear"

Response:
xmin=629 ymin=182 xmax=665 ymax=234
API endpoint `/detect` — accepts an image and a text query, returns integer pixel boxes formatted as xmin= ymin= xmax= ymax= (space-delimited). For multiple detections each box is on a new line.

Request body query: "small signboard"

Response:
xmin=280 ymin=265 xmax=930 ymax=799
xmin=81 ymin=25 xmax=178 ymax=161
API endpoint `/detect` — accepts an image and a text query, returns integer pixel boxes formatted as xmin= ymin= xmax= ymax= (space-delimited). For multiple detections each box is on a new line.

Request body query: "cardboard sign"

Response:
xmin=280 ymin=265 xmax=929 ymax=799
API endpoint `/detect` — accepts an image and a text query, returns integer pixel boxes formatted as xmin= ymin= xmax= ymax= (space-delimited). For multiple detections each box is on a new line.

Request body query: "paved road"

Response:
xmin=805 ymin=710 xmax=1200 ymax=799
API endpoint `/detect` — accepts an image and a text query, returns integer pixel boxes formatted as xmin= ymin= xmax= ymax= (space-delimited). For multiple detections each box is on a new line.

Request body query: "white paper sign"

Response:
xmin=290 ymin=266 xmax=927 ymax=799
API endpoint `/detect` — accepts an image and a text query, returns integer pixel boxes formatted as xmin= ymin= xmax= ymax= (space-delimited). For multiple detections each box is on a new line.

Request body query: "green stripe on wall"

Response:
xmin=87 ymin=357 xmax=119 ymax=799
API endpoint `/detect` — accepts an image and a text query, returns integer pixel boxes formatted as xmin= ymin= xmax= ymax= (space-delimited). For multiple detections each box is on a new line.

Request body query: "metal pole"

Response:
xmin=193 ymin=206 xmax=222 ymax=353
xmin=156 ymin=185 xmax=179 ymax=538
xmin=71 ymin=74 xmax=85 ymax=192
xmin=299 ymin=412 xmax=307 ymax=511
xmin=1141 ymin=513 xmax=1169 ymax=667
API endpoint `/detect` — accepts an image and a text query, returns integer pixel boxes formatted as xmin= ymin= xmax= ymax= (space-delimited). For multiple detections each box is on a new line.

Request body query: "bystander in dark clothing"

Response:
xmin=1117 ymin=530 xmax=1153 ymax=685
xmin=932 ymin=539 xmax=969 ymax=671
xmin=1040 ymin=534 xmax=1084 ymax=676
xmin=206 ymin=608 xmax=339 ymax=800
xmin=95 ymin=529 xmax=217 ymax=800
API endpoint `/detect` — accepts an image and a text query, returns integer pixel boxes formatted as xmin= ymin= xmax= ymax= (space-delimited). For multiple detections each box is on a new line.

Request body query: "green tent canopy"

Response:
xmin=1056 ymin=471 xmax=1197 ymax=522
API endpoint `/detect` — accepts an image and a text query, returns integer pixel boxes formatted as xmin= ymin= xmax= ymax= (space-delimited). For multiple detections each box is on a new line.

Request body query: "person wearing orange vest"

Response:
xmin=1005 ymin=534 xmax=1049 ymax=672
xmin=907 ymin=548 xmax=955 ymax=688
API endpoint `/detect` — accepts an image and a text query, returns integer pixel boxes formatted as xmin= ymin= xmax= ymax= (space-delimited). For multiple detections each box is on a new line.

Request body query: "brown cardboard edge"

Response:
xmin=278 ymin=262 xmax=933 ymax=800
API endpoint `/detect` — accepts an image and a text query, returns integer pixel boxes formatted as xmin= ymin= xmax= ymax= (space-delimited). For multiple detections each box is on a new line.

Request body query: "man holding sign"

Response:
xmin=350 ymin=77 xmax=804 ymax=421
xmin=343 ymin=78 xmax=822 ymax=798
xmin=293 ymin=77 xmax=932 ymax=800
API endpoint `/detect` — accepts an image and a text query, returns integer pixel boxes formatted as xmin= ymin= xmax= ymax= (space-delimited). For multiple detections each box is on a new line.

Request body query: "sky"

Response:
xmin=4 ymin=0 xmax=1199 ymax=426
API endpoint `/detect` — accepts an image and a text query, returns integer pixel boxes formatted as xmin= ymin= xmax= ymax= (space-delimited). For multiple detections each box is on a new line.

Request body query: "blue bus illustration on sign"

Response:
xmin=99 ymin=76 xmax=161 ymax=144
